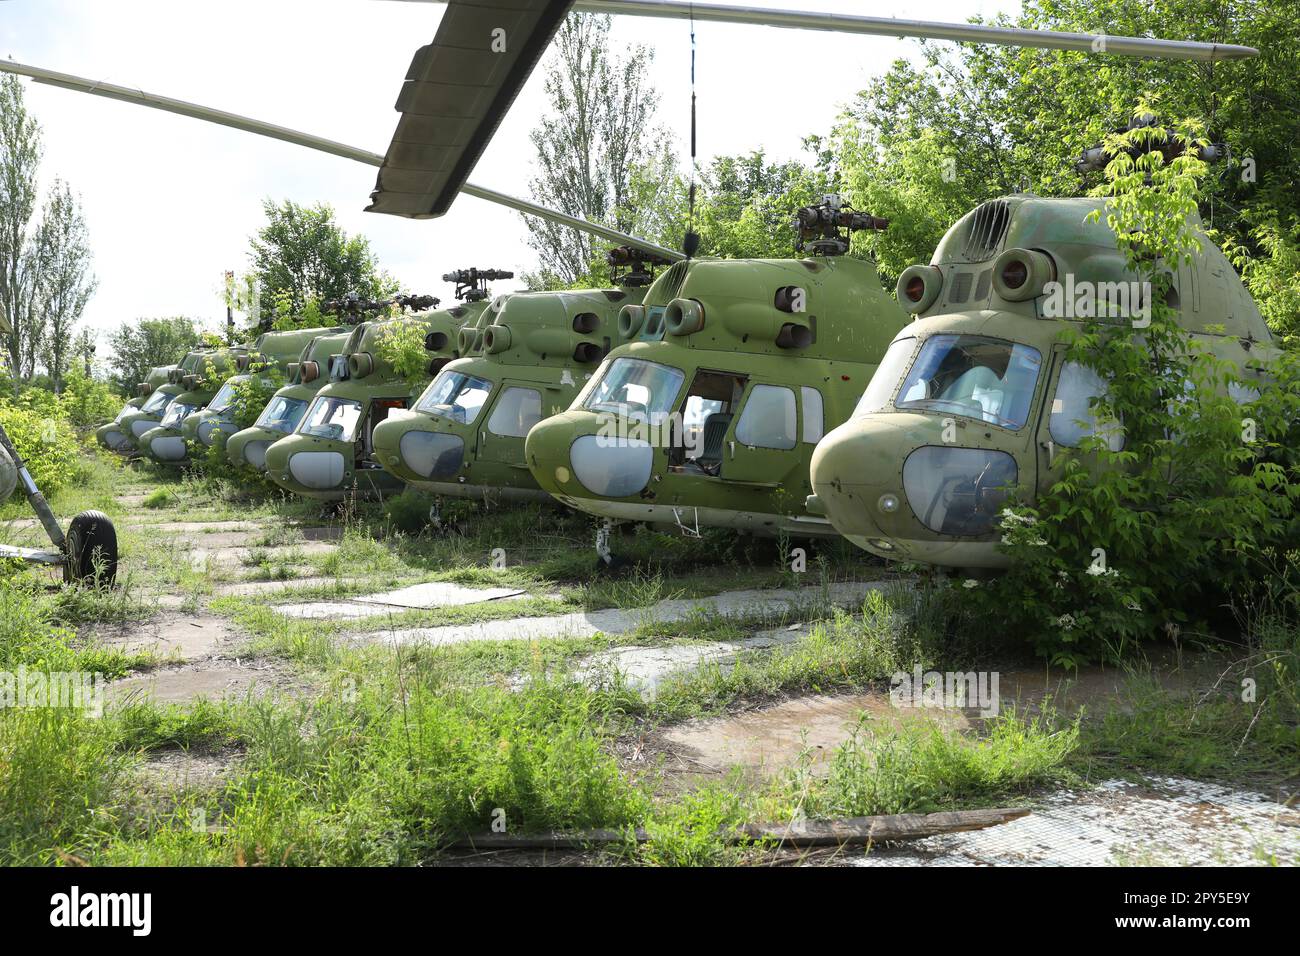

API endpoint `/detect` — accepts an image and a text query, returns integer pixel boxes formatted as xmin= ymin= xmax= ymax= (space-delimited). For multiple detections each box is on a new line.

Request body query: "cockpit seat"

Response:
xmin=696 ymin=412 xmax=732 ymax=474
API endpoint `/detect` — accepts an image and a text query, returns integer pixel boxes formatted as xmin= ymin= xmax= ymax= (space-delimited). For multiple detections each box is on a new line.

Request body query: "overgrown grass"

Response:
xmin=785 ymin=708 xmax=1080 ymax=819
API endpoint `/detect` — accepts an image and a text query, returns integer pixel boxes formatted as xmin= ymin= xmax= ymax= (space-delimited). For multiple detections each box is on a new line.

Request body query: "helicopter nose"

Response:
xmin=129 ymin=418 xmax=156 ymax=441
xmin=372 ymin=414 xmax=465 ymax=482
xmin=265 ymin=435 xmax=347 ymax=492
xmin=523 ymin=412 xmax=650 ymax=499
xmin=809 ymin=419 xmax=904 ymax=547
xmin=96 ymin=423 xmax=131 ymax=452
xmin=146 ymin=432 xmax=188 ymax=462
xmin=242 ymin=440 xmax=271 ymax=471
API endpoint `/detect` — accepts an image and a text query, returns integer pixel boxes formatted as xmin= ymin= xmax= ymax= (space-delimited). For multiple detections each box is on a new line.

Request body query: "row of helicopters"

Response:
xmin=0 ymin=0 xmax=1272 ymax=585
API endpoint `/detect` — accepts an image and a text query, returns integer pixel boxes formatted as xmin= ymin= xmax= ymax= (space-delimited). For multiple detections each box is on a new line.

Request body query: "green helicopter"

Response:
xmin=371 ymin=251 xmax=671 ymax=508
xmin=95 ymin=363 xmax=176 ymax=453
xmin=808 ymin=157 xmax=1273 ymax=570
xmin=116 ymin=349 xmax=221 ymax=456
xmin=184 ymin=324 xmax=347 ymax=455
xmin=523 ymin=199 xmax=910 ymax=556
xmin=136 ymin=347 xmax=249 ymax=465
xmin=261 ymin=284 xmax=495 ymax=501
xmin=225 ymin=328 xmax=354 ymax=472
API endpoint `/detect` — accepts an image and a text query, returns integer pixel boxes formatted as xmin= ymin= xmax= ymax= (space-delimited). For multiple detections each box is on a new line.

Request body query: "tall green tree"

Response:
xmin=106 ymin=316 xmax=199 ymax=394
xmin=0 ymin=74 xmax=44 ymax=390
xmin=523 ymin=14 xmax=671 ymax=287
xmin=693 ymin=151 xmax=833 ymax=260
xmin=828 ymin=0 xmax=1300 ymax=325
xmin=248 ymin=199 xmax=392 ymax=325
xmin=35 ymin=181 xmax=97 ymax=392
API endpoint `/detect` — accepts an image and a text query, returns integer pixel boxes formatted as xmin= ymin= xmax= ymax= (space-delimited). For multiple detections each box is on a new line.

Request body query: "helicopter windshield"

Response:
xmin=416 ymin=370 xmax=493 ymax=424
xmin=160 ymin=402 xmax=198 ymax=429
xmin=299 ymin=396 xmax=363 ymax=442
xmin=583 ymin=357 xmax=684 ymax=422
xmin=208 ymin=380 xmax=239 ymax=414
xmin=256 ymin=396 xmax=309 ymax=435
xmin=895 ymin=335 xmax=1042 ymax=430
xmin=141 ymin=390 xmax=173 ymax=414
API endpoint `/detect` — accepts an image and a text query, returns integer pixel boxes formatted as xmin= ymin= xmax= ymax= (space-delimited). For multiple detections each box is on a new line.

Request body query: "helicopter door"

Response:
xmin=478 ymin=383 xmax=545 ymax=465
xmin=362 ymin=398 xmax=407 ymax=463
xmin=718 ymin=381 xmax=801 ymax=486
xmin=1035 ymin=346 xmax=1124 ymax=489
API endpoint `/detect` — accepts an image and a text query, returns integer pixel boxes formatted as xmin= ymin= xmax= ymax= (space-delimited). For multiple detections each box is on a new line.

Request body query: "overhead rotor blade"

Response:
xmin=401 ymin=0 xmax=1258 ymax=61
xmin=0 ymin=58 xmax=685 ymax=262
xmin=368 ymin=0 xmax=576 ymax=219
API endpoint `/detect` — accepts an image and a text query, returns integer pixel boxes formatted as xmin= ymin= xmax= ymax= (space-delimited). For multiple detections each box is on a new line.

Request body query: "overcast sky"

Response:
xmin=0 ymin=0 xmax=1020 ymax=356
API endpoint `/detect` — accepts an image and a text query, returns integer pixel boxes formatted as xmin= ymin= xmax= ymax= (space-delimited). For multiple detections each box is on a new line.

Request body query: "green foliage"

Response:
xmin=0 ymin=392 xmax=82 ymax=494
xmin=374 ymin=320 xmax=433 ymax=389
xmin=694 ymin=151 xmax=833 ymax=260
xmin=105 ymin=316 xmax=199 ymax=394
xmin=228 ymin=371 xmax=283 ymax=431
xmin=789 ymin=709 xmax=1078 ymax=818
xmin=0 ymin=708 xmax=127 ymax=865
xmin=964 ymin=110 xmax=1300 ymax=664
xmin=57 ymin=365 xmax=121 ymax=432
xmin=248 ymin=199 xmax=394 ymax=324
xmin=381 ymin=487 xmax=435 ymax=536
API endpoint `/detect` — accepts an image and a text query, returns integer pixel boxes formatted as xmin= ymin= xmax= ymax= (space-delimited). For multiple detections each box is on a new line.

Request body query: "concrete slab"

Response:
xmin=135 ymin=520 xmax=263 ymax=534
xmin=105 ymin=662 xmax=287 ymax=705
xmin=363 ymin=581 xmax=884 ymax=647
xmin=275 ymin=582 xmax=529 ymax=619
xmin=576 ymin=625 xmax=809 ymax=698
xmin=214 ymin=576 xmax=360 ymax=597
xmin=355 ymin=582 xmax=526 ymax=610
xmin=854 ymin=777 xmax=1300 ymax=866
xmin=93 ymin=614 xmax=236 ymax=661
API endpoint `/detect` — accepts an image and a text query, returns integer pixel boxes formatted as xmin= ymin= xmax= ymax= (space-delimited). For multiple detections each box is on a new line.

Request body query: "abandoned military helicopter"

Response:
xmin=95 ymin=363 xmax=176 ymax=453
xmin=371 ymin=250 xmax=672 ymax=505
xmin=116 ymin=349 xmax=219 ymax=455
xmin=137 ymin=347 xmax=248 ymax=464
xmin=808 ymin=174 xmax=1273 ymax=570
xmin=523 ymin=198 xmax=909 ymax=549
xmin=185 ymin=325 xmax=346 ymax=453
xmin=225 ymin=328 xmax=354 ymax=472
xmin=261 ymin=284 xmax=494 ymax=501
xmin=0 ymin=313 xmax=118 ymax=584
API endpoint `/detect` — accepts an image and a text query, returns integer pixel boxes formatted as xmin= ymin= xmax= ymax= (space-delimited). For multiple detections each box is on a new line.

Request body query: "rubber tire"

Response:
xmin=64 ymin=510 xmax=118 ymax=587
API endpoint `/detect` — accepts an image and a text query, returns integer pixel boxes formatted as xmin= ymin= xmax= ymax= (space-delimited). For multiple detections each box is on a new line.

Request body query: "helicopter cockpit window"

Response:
xmin=299 ymin=396 xmax=363 ymax=442
xmin=1049 ymin=361 xmax=1124 ymax=451
xmin=736 ymin=385 xmax=797 ymax=450
xmin=416 ymin=370 xmax=493 ymax=424
xmin=160 ymin=402 xmax=198 ymax=429
xmin=208 ymin=380 xmax=239 ymax=414
xmin=487 ymin=387 xmax=543 ymax=438
xmin=853 ymin=338 xmax=917 ymax=417
xmin=256 ymin=396 xmax=309 ymax=435
xmin=896 ymin=334 xmax=1041 ymax=430
xmin=141 ymin=390 xmax=173 ymax=414
xmin=583 ymin=357 xmax=684 ymax=422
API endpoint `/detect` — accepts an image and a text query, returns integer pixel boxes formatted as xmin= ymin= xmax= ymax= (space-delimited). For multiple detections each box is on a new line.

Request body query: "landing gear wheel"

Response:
xmin=64 ymin=510 xmax=118 ymax=587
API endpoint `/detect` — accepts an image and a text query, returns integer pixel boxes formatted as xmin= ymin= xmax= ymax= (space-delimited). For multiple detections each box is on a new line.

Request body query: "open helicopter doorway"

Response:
xmin=670 ymin=370 xmax=747 ymax=476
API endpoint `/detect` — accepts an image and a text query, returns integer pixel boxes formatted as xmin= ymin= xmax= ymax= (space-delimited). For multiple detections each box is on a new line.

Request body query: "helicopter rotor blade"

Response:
xmin=401 ymin=0 xmax=1258 ymax=62
xmin=0 ymin=58 xmax=685 ymax=263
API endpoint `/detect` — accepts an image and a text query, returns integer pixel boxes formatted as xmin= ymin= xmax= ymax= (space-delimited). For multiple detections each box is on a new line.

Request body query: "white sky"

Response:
xmin=0 ymin=0 xmax=1020 ymax=355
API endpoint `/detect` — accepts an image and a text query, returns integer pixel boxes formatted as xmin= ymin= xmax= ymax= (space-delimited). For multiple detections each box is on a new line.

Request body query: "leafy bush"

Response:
xmin=58 ymin=368 xmax=123 ymax=432
xmin=963 ymin=110 xmax=1300 ymax=665
xmin=0 ymin=397 xmax=82 ymax=495
xmin=375 ymin=319 xmax=433 ymax=389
